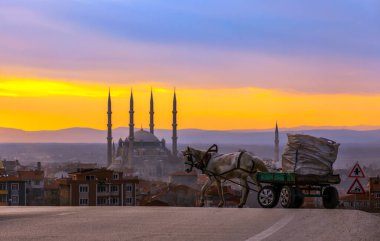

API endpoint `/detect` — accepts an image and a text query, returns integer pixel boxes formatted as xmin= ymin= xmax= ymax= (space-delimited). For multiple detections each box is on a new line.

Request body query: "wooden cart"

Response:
xmin=256 ymin=172 xmax=341 ymax=209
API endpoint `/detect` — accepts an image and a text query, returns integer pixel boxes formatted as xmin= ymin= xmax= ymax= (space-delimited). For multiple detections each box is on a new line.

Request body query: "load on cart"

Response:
xmin=257 ymin=134 xmax=341 ymax=209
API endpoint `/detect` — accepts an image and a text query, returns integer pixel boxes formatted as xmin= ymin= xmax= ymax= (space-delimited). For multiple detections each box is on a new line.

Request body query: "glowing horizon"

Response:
xmin=1 ymin=77 xmax=380 ymax=131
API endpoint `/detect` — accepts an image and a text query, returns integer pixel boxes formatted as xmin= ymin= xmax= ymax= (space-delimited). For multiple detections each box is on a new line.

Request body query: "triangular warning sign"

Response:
xmin=347 ymin=179 xmax=366 ymax=194
xmin=348 ymin=163 xmax=365 ymax=178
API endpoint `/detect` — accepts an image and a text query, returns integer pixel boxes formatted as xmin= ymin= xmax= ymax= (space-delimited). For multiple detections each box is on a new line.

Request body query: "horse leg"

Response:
xmin=216 ymin=179 xmax=225 ymax=208
xmin=238 ymin=178 xmax=249 ymax=208
xmin=200 ymin=178 xmax=213 ymax=207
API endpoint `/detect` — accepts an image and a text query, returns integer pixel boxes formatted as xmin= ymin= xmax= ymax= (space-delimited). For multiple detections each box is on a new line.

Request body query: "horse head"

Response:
xmin=182 ymin=145 xmax=219 ymax=173
xmin=182 ymin=146 xmax=204 ymax=173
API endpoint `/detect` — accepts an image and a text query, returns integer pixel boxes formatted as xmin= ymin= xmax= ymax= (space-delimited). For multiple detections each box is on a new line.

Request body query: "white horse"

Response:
xmin=183 ymin=145 xmax=268 ymax=208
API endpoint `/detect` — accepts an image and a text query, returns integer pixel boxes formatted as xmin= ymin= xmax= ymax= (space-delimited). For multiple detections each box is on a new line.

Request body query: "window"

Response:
xmin=126 ymin=184 xmax=133 ymax=192
xmin=79 ymin=185 xmax=88 ymax=193
xmin=110 ymin=197 xmax=119 ymax=205
xmin=11 ymin=195 xmax=19 ymax=204
xmin=97 ymin=197 xmax=108 ymax=206
xmin=34 ymin=180 xmax=40 ymax=185
xmin=375 ymin=201 xmax=380 ymax=209
xmin=110 ymin=185 xmax=119 ymax=193
xmin=0 ymin=183 xmax=6 ymax=190
xmin=113 ymin=173 xmax=119 ymax=180
xmin=85 ymin=175 xmax=95 ymax=181
xmin=79 ymin=198 xmax=88 ymax=206
xmin=0 ymin=195 xmax=7 ymax=203
xmin=125 ymin=197 xmax=133 ymax=205
xmin=11 ymin=183 xmax=19 ymax=191
xmin=97 ymin=185 xmax=106 ymax=193
xmin=375 ymin=192 xmax=380 ymax=199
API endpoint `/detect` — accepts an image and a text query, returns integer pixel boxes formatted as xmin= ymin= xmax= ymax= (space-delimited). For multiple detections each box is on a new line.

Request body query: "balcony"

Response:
xmin=0 ymin=190 xmax=8 ymax=195
xmin=97 ymin=192 xmax=109 ymax=197
xmin=97 ymin=191 xmax=120 ymax=197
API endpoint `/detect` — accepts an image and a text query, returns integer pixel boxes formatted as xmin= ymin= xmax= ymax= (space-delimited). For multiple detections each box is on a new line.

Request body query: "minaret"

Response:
xmin=172 ymin=89 xmax=178 ymax=156
xmin=112 ymin=142 xmax=116 ymax=159
xmin=274 ymin=121 xmax=280 ymax=163
xmin=149 ymin=88 xmax=154 ymax=134
xmin=127 ymin=89 xmax=134 ymax=169
xmin=107 ymin=89 xmax=113 ymax=167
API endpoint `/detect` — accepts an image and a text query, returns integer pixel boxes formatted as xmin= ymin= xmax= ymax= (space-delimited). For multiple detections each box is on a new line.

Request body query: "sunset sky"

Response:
xmin=0 ymin=1 xmax=379 ymax=131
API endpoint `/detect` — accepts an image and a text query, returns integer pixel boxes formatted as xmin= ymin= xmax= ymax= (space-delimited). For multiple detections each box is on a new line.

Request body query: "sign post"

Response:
xmin=347 ymin=162 xmax=366 ymax=209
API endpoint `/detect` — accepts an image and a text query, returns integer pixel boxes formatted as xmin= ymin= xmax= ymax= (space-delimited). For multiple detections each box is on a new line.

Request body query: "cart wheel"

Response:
xmin=280 ymin=186 xmax=295 ymax=208
xmin=291 ymin=188 xmax=304 ymax=208
xmin=322 ymin=186 xmax=339 ymax=209
xmin=257 ymin=186 xmax=279 ymax=208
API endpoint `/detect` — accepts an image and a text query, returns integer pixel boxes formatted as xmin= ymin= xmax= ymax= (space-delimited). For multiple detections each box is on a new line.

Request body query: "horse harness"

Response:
xmin=215 ymin=150 xmax=257 ymax=177
xmin=184 ymin=144 xmax=260 ymax=193
xmin=185 ymin=144 xmax=256 ymax=176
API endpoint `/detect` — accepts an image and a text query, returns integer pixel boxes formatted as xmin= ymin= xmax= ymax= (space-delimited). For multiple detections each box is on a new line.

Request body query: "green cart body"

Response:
xmin=256 ymin=172 xmax=341 ymax=209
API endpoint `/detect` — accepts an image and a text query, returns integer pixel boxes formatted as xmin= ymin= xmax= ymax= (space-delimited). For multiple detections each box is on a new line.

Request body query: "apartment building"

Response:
xmin=0 ymin=176 xmax=27 ymax=206
xmin=58 ymin=168 xmax=138 ymax=206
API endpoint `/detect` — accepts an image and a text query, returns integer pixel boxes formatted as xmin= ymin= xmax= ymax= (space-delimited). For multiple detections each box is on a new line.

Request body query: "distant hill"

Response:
xmin=1 ymin=127 xmax=380 ymax=145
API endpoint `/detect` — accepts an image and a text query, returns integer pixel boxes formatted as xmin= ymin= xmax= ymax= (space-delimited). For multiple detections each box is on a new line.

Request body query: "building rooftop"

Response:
xmin=17 ymin=170 xmax=44 ymax=181
xmin=134 ymin=129 xmax=160 ymax=142
xmin=44 ymin=179 xmax=60 ymax=190
xmin=0 ymin=175 xmax=25 ymax=182
xmin=68 ymin=168 xmax=114 ymax=175
xmin=0 ymin=170 xmax=43 ymax=182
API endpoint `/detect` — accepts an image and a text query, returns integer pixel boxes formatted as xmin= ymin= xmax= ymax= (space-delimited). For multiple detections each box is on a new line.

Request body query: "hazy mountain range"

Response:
xmin=1 ymin=127 xmax=380 ymax=145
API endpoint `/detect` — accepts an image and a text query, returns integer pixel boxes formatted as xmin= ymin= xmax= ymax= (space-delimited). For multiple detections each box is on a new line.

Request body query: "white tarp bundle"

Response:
xmin=282 ymin=134 xmax=340 ymax=175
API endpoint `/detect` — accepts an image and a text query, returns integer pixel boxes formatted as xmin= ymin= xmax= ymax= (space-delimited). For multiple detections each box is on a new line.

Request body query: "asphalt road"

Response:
xmin=0 ymin=207 xmax=379 ymax=241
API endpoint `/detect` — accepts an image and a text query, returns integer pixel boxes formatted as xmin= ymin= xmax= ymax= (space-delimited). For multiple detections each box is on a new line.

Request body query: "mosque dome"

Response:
xmin=134 ymin=129 xmax=160 ymax=142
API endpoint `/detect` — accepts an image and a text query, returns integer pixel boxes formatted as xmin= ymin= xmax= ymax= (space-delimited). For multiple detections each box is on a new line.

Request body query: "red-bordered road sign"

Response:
xmin=347 ymin=178 xmax=366 ymax=194
xmin=348 ymin=163 xmax=365 ymax=178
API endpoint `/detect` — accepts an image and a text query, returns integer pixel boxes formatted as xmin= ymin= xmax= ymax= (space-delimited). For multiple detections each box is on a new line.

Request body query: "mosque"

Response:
xmin=106 ymin=89 xmax=180 ymax=180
